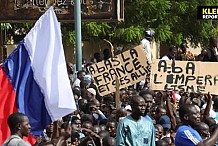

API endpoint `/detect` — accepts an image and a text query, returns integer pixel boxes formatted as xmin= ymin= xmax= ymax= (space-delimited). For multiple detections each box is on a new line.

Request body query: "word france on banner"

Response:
xmin=151 ymin=59 xmax=218 ymax=95
xmin=87 ymin=45 xmax=150 ymax=96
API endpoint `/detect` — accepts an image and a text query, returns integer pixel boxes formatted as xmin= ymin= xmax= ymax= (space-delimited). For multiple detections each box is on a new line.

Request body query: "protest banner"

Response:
xmin=87 ymin=45 xmax=150 ymax=96
xmin=151 ymin=59 xmax=218 ymax=95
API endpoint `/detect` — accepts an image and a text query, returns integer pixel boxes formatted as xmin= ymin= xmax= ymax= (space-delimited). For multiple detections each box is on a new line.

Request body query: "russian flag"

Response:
xmin=0 ymin=7 xmax=77 ymax=145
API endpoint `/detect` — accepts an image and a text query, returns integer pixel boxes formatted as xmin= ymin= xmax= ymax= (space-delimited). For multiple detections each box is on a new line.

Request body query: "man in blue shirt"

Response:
xmin=175 ymin=104 xmax=218 ymax=146
xmin=116 ymin=95 xmax=155 ymax=146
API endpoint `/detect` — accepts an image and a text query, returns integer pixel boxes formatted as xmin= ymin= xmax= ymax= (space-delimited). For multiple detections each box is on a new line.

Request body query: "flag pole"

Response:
xmin=75 ymin=0 xmax=82 ymax=71
xmin=103 ymin=39 xmax=120 ymax=109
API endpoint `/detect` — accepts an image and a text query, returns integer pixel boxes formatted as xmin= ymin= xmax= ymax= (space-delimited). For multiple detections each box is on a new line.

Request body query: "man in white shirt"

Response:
xmin=72 ymin=70 xmax=86 ymax=88
xmin=141 ymin=29 xmax=155 ymax=64
xmin=161 ymin=46 xmax=178 ymax=60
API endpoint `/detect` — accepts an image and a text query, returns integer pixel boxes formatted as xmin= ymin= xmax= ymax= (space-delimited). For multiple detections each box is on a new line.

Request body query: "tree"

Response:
xmin=124 ymin=0 xmax=218 ymax=47
xmin=4 ymin=0 xmax=218 ymax=48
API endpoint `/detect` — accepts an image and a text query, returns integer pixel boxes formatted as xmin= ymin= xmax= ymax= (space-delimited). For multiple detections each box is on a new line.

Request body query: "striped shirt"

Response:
xmin=175 ymin=125 xmax=203 ymax=146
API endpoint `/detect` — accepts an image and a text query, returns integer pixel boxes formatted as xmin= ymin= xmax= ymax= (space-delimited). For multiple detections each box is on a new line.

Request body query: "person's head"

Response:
xmin=130 ymin=95 xmax=146 ymax=117
xmin=209 ymin=124 xmax=218 ymax=135
xmin=106 ymin=119 xmax=117 ymax=137
xmin=139 ymin=89 xmax=154 ymax=114
xmin=98 ymin=130 xmax=110 ymax=139
xmin=80 ymin=80 xmax=89 ymax=89
xmin=155 ymin=139 xmax=168 ymax=146
xmin=86 ymin=102 xmax=97 ymax=114
xmin=71 ymin=131 xmax=80 ymax=146
xmin=209 ymin=37 xmax=218 ymax=48
xmin=82 ymin=58 xmax=86 ymax=65
xmin=102 ymin=105 xmax=113 ymax=118
xmin=158 ymin=115 xmax=171 ymax=135
xmin=180 ymin=41 xmax=189 ymax=53
xmin=155 ymin=106 xmax=166 ymax=121
xmin=94 ymin=52 xmax=101 ymax=62
xmin=77 ymin=70 xmax=86 ymax=81
xmin=179 ymin=104 xmax=201 ymax=127
xmin=87 ymin=88 xmax=96 ymax=99
xmin=195 ymin=122 xmax=210 ymax=140
xmin=192 ymin=98 xmax=201 ymax=107
xmin=162 ymin=137 xmax=172 ymax=145
xmin=103 ymin=48 xmax=111 ymax=60
xmin=99 ymin=124 xmax=106 ymax=131
xmin=66 ymin=62 xmax=74 ymax=74
xmin=213 ymin=95 xmax=218 ymax=111
xmin=127 ymin=89 xmax=137 ymax=97
xmin=92 ymin=125 xmax=101 ymax=134
xmin=103 ymin=95 xmax=114 ymax=105
xmin=82 ymin=121 xmax=93 ymax=129
xmin=90 ymin=58 xmax=97 ymax=63
xmin=7 ymin=112 xmax=31 ymax=137
xmin=92 ymin=99 xmax=100 ymax=110
xmin=169 ymin=46 xmax=178 ymax=59
xmin=72 ymin=116 xmax=81 ymax=129
xmin=82 ymin=121 xmax=93 ymax=136
xmin=155 ymin=124 xmax=164 ymax=141
xmin=78 ymin=98 xmax=87 ymax=113
xmin=102 ymin=136 xmax=116 ymax=146
xmin=80 ymin=114 xmax=94 ymax=124
xmin=120 ymin=89 xmax=128 ymax=102
xmin=116 ymin=107 xmax=127 ymax=122
xmin=45 ymin=123 xmax=53 ymax=136
xmin=144 ymin=28 xmax=155 ymax=41
xmin=204 ymin=117 xmax=216 ymax=127
xmin=73 ymin=86 xmax=81 ymax=101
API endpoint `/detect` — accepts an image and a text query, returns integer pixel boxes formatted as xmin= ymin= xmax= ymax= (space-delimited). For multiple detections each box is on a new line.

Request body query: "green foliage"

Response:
xmin=123 ymin=0 xmax=218 ymax=46
xmin=5 ymin=0 xmax=218 ymax=47
xmin=61 ymin=24 xmax=76 ymax=45
xmin=0 ymin=23 xmax=12 ymax=30
xmin=113 ymin=26 xmax=144 ymax=45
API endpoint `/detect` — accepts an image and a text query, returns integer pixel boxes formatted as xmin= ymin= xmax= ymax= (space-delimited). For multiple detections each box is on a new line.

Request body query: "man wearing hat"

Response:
xmin=158 ymin=115 xmax=171 ymax=138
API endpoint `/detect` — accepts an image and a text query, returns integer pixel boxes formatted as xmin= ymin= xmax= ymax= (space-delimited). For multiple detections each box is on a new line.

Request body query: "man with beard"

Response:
xmin=175 ymin=104 xmax=218 ymax=146
xmin=116 ymin=95 xmax=155 ymax=146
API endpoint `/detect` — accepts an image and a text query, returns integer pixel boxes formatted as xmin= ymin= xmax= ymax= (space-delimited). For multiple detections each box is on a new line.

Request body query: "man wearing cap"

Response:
xmin=158 ymin=115 xmax=171 ymax=138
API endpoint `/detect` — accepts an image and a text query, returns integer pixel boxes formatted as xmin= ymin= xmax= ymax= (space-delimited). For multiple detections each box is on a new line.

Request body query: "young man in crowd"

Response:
xmin=3 ymin=112 xmax=32 ymax=146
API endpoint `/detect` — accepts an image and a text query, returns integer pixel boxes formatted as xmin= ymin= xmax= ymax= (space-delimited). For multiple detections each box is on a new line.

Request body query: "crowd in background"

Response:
xmin=3 ymin=36 xmax=218 ymax=146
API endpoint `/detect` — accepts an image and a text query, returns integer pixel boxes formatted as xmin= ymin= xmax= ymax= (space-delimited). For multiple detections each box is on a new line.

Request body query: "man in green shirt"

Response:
xmin=116 ymin=95 xmax=155 ymax=146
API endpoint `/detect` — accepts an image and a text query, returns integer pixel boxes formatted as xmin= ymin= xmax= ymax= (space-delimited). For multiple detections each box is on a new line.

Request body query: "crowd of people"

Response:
xmin=3 ymin=35 xmax=218 ymax=146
